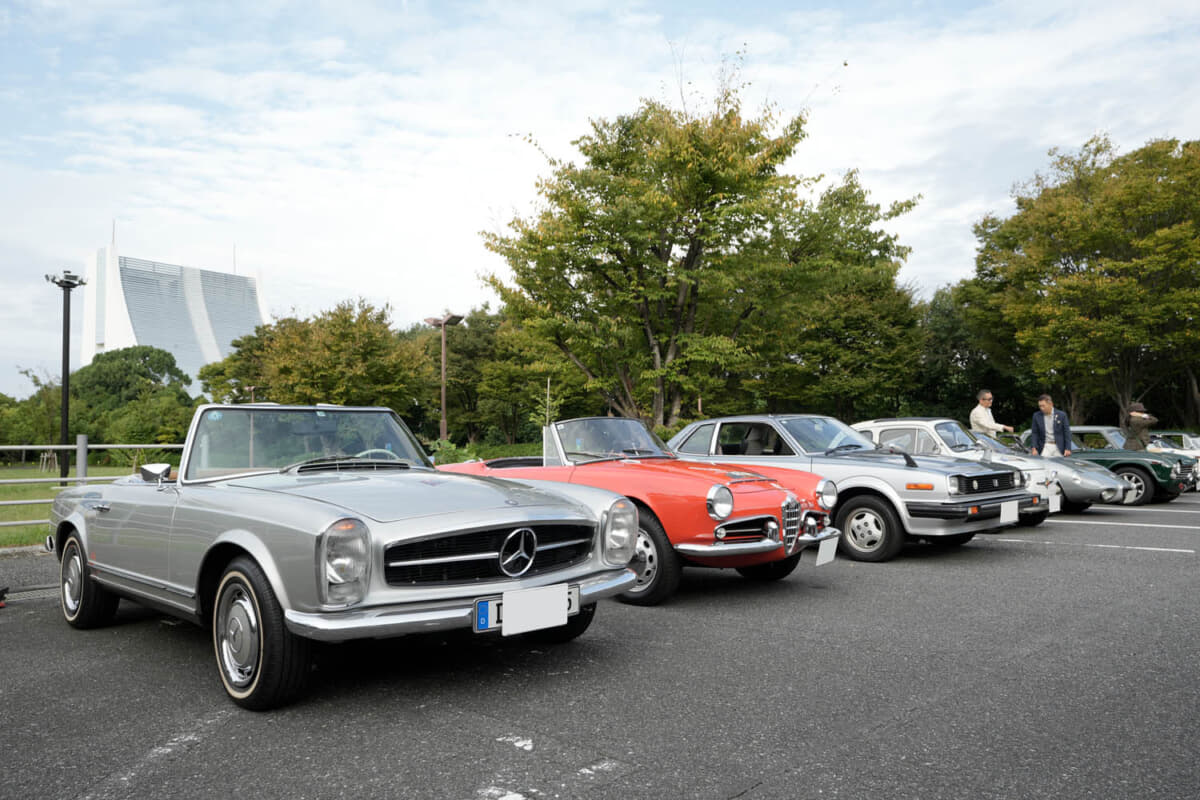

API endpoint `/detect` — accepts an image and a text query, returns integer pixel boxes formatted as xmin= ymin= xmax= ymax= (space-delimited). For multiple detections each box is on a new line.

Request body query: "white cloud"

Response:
xmin=2 ymin=0 xmax=1199 ymax=398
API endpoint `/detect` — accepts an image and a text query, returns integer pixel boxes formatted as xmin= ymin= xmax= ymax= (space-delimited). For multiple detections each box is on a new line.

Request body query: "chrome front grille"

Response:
xmin=1180 ymin=462 xmax=1195 ymax=479
xmin=384 ymin=524 xmax=594 ymax=585
xmin=782 ymin=499 xmax=801 ymax=550
xmin=953 ymin=472 xmax=1017 ymax=495
xmin=710 ymin=520 xmax=777 ymax=544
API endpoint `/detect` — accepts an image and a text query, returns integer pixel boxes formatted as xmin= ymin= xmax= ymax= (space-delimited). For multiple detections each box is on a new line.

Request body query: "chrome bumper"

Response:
xmin=284 ymin=568 xmax=636 ymax=642
xmin=675 ymin=526 xmax=840 ymax=557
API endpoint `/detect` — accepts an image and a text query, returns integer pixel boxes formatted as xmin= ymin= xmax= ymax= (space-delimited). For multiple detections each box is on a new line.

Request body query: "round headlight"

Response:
xmin=817 ymin=478 xmax=838 ymax=510
xmin=707 ymin=485 xmax=734 ymax=520
xmin=1022 ymin=470 xmax=1032 ymax=486
xmin=1170 ymin=462 xmax=1181 ymax=477
xmin=320 ymin=518 xmax=370 ymax=607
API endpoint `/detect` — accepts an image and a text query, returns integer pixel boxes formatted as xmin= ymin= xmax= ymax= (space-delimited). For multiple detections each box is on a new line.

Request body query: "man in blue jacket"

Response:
xmin=1030 ymin=394 xmax=1072 ymax=457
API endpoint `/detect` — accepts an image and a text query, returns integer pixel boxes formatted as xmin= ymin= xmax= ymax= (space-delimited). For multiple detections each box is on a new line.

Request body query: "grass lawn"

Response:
xmin=0 ymin=465 xmax=133 ymax=548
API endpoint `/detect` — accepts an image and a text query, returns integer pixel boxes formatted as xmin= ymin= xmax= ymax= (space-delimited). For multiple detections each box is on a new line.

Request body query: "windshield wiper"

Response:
xmin=824 ymin=443 xmax=867 ymax=456
xmin=622 ymin=448 xmax=668 ymax=457
xmin=950 ymin=443 xmax=973 ymax=451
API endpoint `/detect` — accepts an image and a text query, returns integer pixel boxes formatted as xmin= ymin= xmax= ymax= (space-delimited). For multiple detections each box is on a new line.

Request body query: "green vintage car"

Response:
xmin=1021 ymin=426 xmax=1196 ymax=505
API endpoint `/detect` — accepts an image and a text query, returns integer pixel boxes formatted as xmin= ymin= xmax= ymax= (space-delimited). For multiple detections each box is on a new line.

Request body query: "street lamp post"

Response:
xmin=46 ymin=271 xmax=86 ymax=482
xmin=424 ymin=312 xmax=463 ymax=441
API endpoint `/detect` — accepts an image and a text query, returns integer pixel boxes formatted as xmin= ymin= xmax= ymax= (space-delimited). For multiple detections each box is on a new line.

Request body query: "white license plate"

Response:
xmin=1050 ymin=493 xmax=1062 ymax=513
xmin=815 ymin=536 xmax=837 ymax=566
xmin=1000 ymin=500 xmax=1018 ymax=524
xmin=474 ymin=584 xmax=579 ymax=636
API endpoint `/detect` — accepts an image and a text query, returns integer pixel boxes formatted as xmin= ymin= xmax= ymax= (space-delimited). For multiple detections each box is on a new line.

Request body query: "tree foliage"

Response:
xmin=974 ymin=136 xmax=1200 ymax=420
xmin=486 ymin=83 xmax=818 ymax=428
xmin=199 ymin=300 xmax=436 ymax=416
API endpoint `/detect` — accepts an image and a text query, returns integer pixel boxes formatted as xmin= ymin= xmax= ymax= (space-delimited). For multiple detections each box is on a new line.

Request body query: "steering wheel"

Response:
xmin=355 ymin=448 xmax=403 ymax=461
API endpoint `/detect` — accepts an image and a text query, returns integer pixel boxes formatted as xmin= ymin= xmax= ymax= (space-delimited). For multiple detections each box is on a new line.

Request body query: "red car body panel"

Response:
xmin=440 ymin=456 xmax=824 ymax=568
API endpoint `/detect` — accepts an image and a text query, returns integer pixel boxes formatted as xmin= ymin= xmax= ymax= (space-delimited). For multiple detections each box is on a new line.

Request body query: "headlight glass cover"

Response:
xmin=817 ymin=479 xmax=838 ymax=510
xmin=707 ymin=485 xmax=735 ymax=520
xmin=603 ymin=498 xmax=638 ymax=566
xmin=319 ymin=518 xmax=371 ymax=607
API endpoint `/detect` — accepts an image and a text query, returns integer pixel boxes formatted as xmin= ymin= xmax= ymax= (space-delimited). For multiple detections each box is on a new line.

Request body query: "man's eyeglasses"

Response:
xmin=982 ymin=397 xmax=994 ymax=402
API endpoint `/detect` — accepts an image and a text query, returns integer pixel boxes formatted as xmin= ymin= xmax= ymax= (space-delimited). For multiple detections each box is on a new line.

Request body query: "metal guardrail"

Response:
xmin=0 ymin=436 xmax=182 ymax=529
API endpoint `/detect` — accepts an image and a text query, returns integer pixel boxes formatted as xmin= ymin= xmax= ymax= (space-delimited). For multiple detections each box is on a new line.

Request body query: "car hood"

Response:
xmin=819 ymin=449 xmax=1018 ymax=476
xmin=577 ymin=457 xmax=776 ymax=487
xmin=228 ymin=469 xmax=584 ymax=523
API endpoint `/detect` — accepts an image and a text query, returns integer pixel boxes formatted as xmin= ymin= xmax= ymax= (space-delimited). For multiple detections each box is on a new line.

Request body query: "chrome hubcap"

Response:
xmin=217 ymin=584 xmax=259 ymax=688
xmin=62 ymin=545 xmax=82 ymax=615
xmin=629 ymin=529 xmax=659 ymax=592
xmin=1123 ymin=474 xmax=1147 ymax=504
xmin=845 ymin=510 xmax=885 ymax=552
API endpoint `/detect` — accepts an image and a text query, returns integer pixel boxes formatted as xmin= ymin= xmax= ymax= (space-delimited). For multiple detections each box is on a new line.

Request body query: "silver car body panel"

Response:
xmin=852 ymin=418 xmax=1064 ymax=513
xmin=48 ymin=404 xmax=636 ymax=639
xmin=667 ymin=414 xmax=1035 ymax=538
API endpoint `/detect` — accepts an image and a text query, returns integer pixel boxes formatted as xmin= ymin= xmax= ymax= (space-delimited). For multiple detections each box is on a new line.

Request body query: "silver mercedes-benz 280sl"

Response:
xmin=47 ymin=404 xmax=637 ymax=709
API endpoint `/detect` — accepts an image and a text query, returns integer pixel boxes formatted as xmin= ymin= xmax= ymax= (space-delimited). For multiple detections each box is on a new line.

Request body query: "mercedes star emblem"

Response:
xmin=499 ymin=527 xmax=537 ymax=577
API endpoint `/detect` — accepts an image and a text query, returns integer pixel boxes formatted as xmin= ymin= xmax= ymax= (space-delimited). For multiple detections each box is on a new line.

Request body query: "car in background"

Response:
xmin=1019 ymin=426 xmax=1195 ymax=505
xmin=852 ymin=417 xmax=1060 ymax=525
xmin=48 ymin=404 xmax=639 ymax=709
xmin=667 ymin=414 xmax=1037 ymax=562
xmin=440 ymin=417 xmax=840 ymax=605
xmin=977 ymin=431 xmax=1130 ymax=512
xmin=1149 ymin=431 xmax=1200 ymax=480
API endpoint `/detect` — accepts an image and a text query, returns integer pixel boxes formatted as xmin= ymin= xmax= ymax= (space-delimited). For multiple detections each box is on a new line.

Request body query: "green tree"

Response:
xmin=71 ymin=346 xmax=191 ymax=414
xmin=735 ymin=173 xmax=922 ymax=421
xmin=205 ymin=300 xmax=436 ymax=415
xmin=486 ymin=82 xmax=816 ymax=428
xmin=198 ymin=324 xmax=276 ymax=403
xmin=974 ymin=136 xmax=1200 ymax=423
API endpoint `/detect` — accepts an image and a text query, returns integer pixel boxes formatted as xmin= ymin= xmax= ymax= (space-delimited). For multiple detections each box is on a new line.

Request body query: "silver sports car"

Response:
xmin=47 ymin=404 xmax=638 ymax=709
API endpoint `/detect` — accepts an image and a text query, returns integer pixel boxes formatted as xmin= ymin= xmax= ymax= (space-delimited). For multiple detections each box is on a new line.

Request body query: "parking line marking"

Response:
xmin=81 ymin=709 xmax=234 ymax=799
xmin=1085 ymin=507 xmax=1200 ymax=515
xmin=1046 ymin=520 xmax=1199 ymax=531
xmin=995 ymin=539 xmax=1194 ymax=554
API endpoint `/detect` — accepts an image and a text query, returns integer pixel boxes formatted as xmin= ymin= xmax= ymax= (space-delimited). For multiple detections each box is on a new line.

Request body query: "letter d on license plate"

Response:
xmin=474 ymin=584 xmax=578 ymax=636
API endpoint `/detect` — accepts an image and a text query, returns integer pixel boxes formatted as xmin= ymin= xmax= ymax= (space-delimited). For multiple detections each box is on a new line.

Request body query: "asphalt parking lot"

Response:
xmin=2 ymin=495 xmax=1198 ymax=800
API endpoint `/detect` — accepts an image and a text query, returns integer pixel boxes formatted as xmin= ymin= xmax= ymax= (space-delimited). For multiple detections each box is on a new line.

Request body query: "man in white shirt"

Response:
xmin=969 ymin=389 xmax=1013 ymax=435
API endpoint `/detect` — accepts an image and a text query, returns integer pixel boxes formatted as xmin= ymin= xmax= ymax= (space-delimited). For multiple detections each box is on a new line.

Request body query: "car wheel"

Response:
xmin=528 ymin=603 xmax=596 ymax=644
xmin=1017 ymin=510 xmax=1049 ymax=527
xmin=736 ymin=553 xmax=802 ymax=581
xmin=60 ymin=532 xmax=119 ymax=629
xmin=213 ymin=557 xmax=311 ymax=710
xmin=1061 ymin=500 xmax=1092 ymax=513
xmin=619 ymin=512 xmax=681 ymax=606
xmin=835 ymin=496 xmax=905 ymax=562
xmin=1115 ymin=466 xmax=1153 ymax=506
xmin=927 ymin=532 xmax=975 ymax=547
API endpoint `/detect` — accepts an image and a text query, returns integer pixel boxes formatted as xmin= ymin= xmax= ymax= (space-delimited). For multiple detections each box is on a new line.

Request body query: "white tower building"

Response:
xmin=81 ymin=239 xmax=268 ymax=388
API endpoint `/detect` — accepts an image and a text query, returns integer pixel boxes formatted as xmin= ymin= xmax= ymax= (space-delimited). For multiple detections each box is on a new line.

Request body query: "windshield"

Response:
xmin=779 ymin=416 xmax=874 ymax=453
xmin=553 ymin=418 xmax=672 ymax=464
xmin=934 ymin=421 xmax=981 ymax=451
xmin=184 ymin=407 xmax=430 ymax=480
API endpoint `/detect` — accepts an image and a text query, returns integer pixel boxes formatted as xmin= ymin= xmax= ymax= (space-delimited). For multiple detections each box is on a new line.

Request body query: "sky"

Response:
xmin=2 ymin=0 xmax=1198 ymax=400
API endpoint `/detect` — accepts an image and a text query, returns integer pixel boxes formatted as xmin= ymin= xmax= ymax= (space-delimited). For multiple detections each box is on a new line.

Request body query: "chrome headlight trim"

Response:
xmin=707 ymin=484 xmax=735 ymax=521
xmin=816 ymin=478 xmax=838 ymax=510
xmin=602 ymin=498 xmax=638 ymax=566
xmin=319 ymin=517 xmax=371 ymax=608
